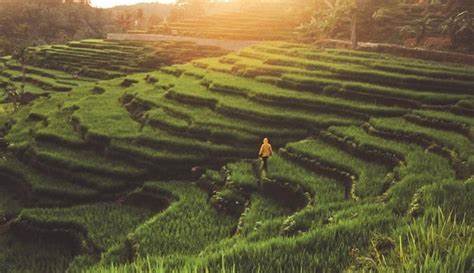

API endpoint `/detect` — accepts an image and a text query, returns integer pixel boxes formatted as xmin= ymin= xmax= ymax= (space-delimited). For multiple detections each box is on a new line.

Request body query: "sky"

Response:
xmin=90 ymin=0 xmax=174 ymax=8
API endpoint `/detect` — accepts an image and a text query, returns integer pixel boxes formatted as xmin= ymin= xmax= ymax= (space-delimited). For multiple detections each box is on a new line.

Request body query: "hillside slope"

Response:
xmin=0 ymin=40 xmax=473 ymax=273
xmin=152 ymin=5 xmax=302 ymax=41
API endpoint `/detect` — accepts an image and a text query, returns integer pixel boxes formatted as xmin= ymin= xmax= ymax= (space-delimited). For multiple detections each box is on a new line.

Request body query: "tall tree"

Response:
xmin=147 ymin=14 xmax=163 ymax=29
xmin=169 ymin=0 xmax=208 ymax=21
xmin=351 ymin=0 xmax=371 ymax=49
xmin=116 ymin=11 xmax=135 ymax=32
xmin=0 ymin=1 xmax=110 ymax=55
xmin=135 ymin=8 xmax=144 ymax=28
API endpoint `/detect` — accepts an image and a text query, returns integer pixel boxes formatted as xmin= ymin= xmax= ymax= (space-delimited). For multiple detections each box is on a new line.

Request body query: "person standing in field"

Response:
xmin=259 ymin=138 xmax=273 ymax=173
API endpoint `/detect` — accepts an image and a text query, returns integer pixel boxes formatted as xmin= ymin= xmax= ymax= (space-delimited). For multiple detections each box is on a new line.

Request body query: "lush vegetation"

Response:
xmin=0 ymin=39 xmax=472 ymax=273
xmin=299 ymin=0 xmax=474 ymax=52
xmin=0 ymin=1 xmax=115 ymax=56
xmin=0 ymin=39 xmax=227 ymax=106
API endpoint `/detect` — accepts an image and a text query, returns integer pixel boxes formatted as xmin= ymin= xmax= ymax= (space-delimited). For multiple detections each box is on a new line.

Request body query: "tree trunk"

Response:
xmin=415 ymin=24 xmax=426 ymax=46
xmin=351 ymin=13 xmax=358 ymax=49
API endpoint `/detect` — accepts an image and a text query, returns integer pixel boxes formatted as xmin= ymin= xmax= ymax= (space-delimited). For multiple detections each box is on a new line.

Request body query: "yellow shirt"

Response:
xmin=259 ymin=143 xmax=273 ymax=157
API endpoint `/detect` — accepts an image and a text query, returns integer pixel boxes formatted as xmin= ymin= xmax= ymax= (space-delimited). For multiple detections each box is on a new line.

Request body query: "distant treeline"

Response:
xmin=0 ymin=1 xmax=116 ymax=55
xmin=299 ymin=0 xmax=474 ymax=52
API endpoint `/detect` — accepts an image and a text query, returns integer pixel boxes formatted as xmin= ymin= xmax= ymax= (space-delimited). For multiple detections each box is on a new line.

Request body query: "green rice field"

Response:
xmin=0 ymin=39 xmax=472 ymax=273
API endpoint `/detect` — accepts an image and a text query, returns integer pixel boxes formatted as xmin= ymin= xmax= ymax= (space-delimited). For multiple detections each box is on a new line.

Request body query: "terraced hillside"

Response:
xmin=0 ymin=41 xmax=473 ymax=273
xmin=0 ymin=39 xmax=228 ymax=102
xmin=152 ymin=8 xmax=300 ymax=40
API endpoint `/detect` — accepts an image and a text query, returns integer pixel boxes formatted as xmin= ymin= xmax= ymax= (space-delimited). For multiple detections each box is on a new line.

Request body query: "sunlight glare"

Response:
xmin=91 ymin=0 xmax=175 ymax=8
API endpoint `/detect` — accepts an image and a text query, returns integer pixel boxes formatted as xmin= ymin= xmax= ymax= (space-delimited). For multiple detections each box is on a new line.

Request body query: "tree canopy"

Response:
xmin=0 ymin=1 xmax=113 ymax=55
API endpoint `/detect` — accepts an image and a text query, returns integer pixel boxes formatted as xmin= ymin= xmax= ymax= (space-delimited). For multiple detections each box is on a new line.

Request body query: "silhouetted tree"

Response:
xmin=0 ymin=1 xmax=110 ymax=55
xmin=442 ymin=10 xmax=473 ymax=50
xmin=147 ymin=14 xmax=163 ymax=29
xmin=351 ymin=0 xmax=372 ymax=48
xmin=135 ymin=8 xmax=144 ymax=28
xmin=168 ymin=0 xmax=208 ymax=22
xmin=116 ymin=11 xmax=135 ymax=31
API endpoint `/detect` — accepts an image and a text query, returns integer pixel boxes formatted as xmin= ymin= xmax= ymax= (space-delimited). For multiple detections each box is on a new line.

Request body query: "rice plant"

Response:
xmin=0 ymin=39 xmax=471 ymax=273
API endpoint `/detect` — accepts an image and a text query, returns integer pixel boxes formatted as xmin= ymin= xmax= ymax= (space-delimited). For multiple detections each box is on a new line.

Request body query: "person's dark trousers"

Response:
xmin=262 ymin=157 xmax=269 ymax=173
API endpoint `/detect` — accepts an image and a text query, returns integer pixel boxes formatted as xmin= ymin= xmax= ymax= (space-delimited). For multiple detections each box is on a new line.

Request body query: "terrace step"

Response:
xmin=124 ymin=91 xmax=312 ymax=148
xmin=25 ymin=143 xmax=147 ymax=179
xmin=234 ymin=194 xmax=293 ymax=237
xmin=365 ymin=120 xmax=472 ymax=178
xmin=249 ymin=49 xmax=474 ymax=95
xmin=319 ymin=130 xmax=403 ymax=167
xmin=279 ymin=148 xmax=354 ymax=200
xmin=18 ymin=202 xmax=158 ymax=253
xmin=0 ymin=156 xmax=101 ymax=205
xmin=370 ymin=117 xmax=473 ymax=162
xmin=252 ymin=44 xmax=474 ymax=82
xmin=404 ymin=112 xmax=473 ymax=140
xmin=107 ymin=139 xmax=237 ymax=176
xmin=189 ymin=64 xmax=407 ymax=117
xmin=127 ymin=181 xmax=238 ymax=258
xmin=283 ymin=137 xmax=393 ymax=199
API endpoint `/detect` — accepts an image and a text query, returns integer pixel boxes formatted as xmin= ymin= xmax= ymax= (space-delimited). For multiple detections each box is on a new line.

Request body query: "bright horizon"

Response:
xmin=90 ymin=0 xmax=175 ymax=8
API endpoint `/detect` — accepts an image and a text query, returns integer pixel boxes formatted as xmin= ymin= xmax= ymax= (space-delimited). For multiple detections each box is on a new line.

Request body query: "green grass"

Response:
xmin=1 ymin=69 xmax=72 ymax=92
xmin=126 ymin=130 xmax=243 ymax=158
xmin=70 ymin=82 xmax=144 ymax=141
xmin=242 ymin=48 xmax=474 ymax=95
xmin=386 ymin=151 xmax=454 ymax=214
xmin=129 ymin=181 xmax=238 ymax=258
xmin=279 ymin=72 xmax=469 ymax=105
xmin=237 ymin=194 xmax=292 ymax=236
xmin=0 ymin=232 xmax=76 ymax=273
xmin=129 ymin=88 xmax=309 ymax=146
xmin=253 ymin=44 xmax=474 ymax=81
xmin=412 ymin=109 xmax=474 ymax=127
xmin=0 ymin=39 xmax=472 ymax=273
xmin=325 ymin=125 xmax=457 ymax=214
xmin=324 ymin=48 xmax=472 ymax=74
xmin=227 ymin=161 xmax=259 ymax=190
xmin=189 ymin=64 xmax=407 ymax=117
xmin=168 ymin=75 xmax=362 ymax=129
xmin=371 ymin=117 xmax=473 ymax=160
xmin=328 ymin=125 xmax=417 ymax=157
xmin=268 ymin=155 xmax=345 ymax=203
xmin=0 ymin=156 xmax=100 ymax=202
xmin=350 ymin=209 xmax=474 ymax=273
xmin=234 ymin=45 xmax=473 ymax=105
xmin=286 ymin=138 xmax=391 ymax=198
xmin=416 ymin=178 xmax=474 ymax=221
xmin=35 ymin=111 xmax=86 ymax=147
xmin=87 ymin=201 xmax=395 ymax=273
xmin=19 ymin=202 xmax=156 ymax=251
xmin=30 ymin=142 xmax=146 ymax=178
xmin=108 ymin=139 xmax=212 ymax=169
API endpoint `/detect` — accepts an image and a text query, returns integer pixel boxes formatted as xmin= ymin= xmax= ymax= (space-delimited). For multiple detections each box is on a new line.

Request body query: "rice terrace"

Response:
xmin=0 ymin=0 xmax=473 ymax=272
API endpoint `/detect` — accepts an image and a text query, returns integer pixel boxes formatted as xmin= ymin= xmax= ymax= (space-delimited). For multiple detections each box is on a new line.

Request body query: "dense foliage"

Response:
xmin=0 ymin=1 xmax=113 ymax=55
xmin=299 ymin=0 xmax=474 ymax=51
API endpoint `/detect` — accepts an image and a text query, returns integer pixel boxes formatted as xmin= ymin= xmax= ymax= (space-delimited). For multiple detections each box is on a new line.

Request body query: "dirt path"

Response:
xmin=107 ymin=33 xmax=262 ymax=51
